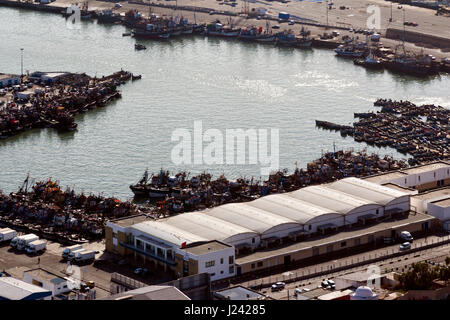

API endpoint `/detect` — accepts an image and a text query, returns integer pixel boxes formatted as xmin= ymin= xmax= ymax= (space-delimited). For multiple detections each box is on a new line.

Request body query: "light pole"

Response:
xmin=20 ymin=48 xmax=24 ymax=83
xmin=389 ymin=2 xmax=393 ymax=22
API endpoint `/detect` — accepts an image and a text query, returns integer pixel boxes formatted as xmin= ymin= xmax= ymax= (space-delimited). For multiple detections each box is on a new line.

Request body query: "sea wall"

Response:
xmin=385 ymin=28 xmax=450 ymax=51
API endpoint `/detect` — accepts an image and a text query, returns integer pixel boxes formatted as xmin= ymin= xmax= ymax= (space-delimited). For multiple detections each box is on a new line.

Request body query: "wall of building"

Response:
xmin=390 ymin=166 xmax=450 ymax=191
xmin=195 ymin=246 xmax=235 ymax=281
xmin=428 ymin=202 xmax=450 ymax=221
xmin=23 ymin=274 xmax=69 ymax=296
xmin=236 ymin=218 xmax=432 ymax=275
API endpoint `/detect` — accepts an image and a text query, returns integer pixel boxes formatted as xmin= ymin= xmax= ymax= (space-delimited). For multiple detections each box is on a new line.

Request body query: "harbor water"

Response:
xmin=1 ymin=8 xmax=449 ymax=199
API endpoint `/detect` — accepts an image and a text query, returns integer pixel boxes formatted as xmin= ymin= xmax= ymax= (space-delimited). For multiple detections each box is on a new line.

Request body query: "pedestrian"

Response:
xmin=38 ymin=257 xmax=40 ymax=265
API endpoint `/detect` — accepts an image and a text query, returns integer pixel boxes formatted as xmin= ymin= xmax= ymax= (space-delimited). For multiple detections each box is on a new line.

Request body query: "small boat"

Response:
xmin=335 ymin=44 xmax=365 ymax=58
xmin=135 ymin=44 xmax=146 ymax=50
xmin=131 ymin=74 xmax=142 ymax=81
xmin=354 ymin=56 xmax=383 ymax=70
xmin=122 ymin=32 xmax=132 ymax=37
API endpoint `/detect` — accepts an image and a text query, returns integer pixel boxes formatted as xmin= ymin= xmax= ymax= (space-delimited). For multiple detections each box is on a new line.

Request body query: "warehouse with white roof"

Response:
xmin=106 ymin=177 xmax=434 ymax=278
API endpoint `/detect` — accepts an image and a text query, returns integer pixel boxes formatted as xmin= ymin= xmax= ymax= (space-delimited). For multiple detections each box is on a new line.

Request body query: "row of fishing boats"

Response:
xmin=133 ymin=22 xmax=313 ymax=47
xmin=335 ymin=42 xmax=443 ymax=77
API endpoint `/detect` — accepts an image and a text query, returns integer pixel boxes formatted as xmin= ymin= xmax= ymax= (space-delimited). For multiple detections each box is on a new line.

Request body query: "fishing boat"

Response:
xmin=131 ymin=74 xmax=142 ymax=80
xmin=182 ymin=26 xmax=194 ymax=34
xmin=276 ymin=32 xmax=312 ymax=48
xmin=205 ymin=23 xmax=240 ymax=37
xmin=354 ymin=50 xmax=383 ymax=70
xmin=335 ymin=44 xmax=365 ymax=58
xmin=97 ymin=9 xmax=122 ymax=24
xmin=132 ymin=28 xmax=171 ymax=40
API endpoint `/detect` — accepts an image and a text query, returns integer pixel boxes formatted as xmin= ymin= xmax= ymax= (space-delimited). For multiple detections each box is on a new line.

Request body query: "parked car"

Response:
xmin=321 ymin=279 xmax=335 ymax=289
xmin=399 ymin=231 xmax=413 ymax=242
xmin=272 ymin=25 xmax=280 ymax=29
xmin=134 ymin=267 xmax=148 ymax=275
xmin=271 ymin=281 xmax=285 ymax=292
xmin=288 ymin=20 xmax=295 ymax=25
xmin=114 ymin=3 xmax=122 ymax=8
xmin=399 ymin=242 xmax=411 ymax=250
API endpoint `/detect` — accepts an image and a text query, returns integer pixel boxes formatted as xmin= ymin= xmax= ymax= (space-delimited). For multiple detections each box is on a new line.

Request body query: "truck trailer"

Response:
xmin=16 ymin=234 xmax=39 ymax=251
xmin=74 ymin=250 xmax=96 ymax=263
xmin=62 ymin=244 xmax=83 ymax=260
xmin=25 ymin=240 xmax=47 ymax=255
xmin=0 ymin=228 xmax=17 ymax=243
xmin=68 ymin=248 xmax=86 ymax=261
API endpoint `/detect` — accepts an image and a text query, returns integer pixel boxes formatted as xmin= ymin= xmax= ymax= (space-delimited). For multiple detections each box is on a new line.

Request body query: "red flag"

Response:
xmin=181 ymin=242 xmax=186 ymax=249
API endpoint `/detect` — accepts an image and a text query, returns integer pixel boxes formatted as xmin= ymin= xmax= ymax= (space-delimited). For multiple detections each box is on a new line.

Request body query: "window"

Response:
xmin=220 ymin=258 xmax=224 ymax=264
xmin=376 ymin=209 xmax=379 ymax=215
xmin=251 ymin=263 xmax=255 ymax=269
xmin=229 ymin=256 xmax=234 ymax=264
xmin=405 ymin=178 xmax=407 ymax=184
xmin=327 ymin=245 xmax=333 ymax=253
xmin=434 ymin=172 xmax=436 ymax=178
xmin=418 ymin=176 xmax=421 ymax=182
xmin=354 ymin=238 xmax=361 ymax=246
xmin=220 ymin=270 xmax=224 ymax=274
xmin=229 ymin=266 xmax=234 ymax=274
xmin=205 ymin=260 xmax=215 ymax=268
xmin=257 ymin=261 xmax=263 ymax=267
xmin=252 ymin=238 xmax=255 ymax=243
xmin=210 ymin=273 xmax=215 ymax=277
xmin=341 ymin=241 xmax=347 ymax=247
xmin=313 ymin=248 xmax=319 ymax=256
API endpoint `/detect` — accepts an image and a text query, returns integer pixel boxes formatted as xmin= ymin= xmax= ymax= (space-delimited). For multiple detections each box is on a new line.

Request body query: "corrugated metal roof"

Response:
xmin=127 ymin=178 xmax=410 ymax=246
xmin=0 ymin=277 xmax=52 ymax=300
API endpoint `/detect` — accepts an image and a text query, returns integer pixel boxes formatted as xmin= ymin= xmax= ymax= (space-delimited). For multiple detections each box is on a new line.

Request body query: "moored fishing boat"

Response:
xmin=335 ymin=44 xmax=365 ymax=58
xmin=205 ymin=23 xmax=240 ymax=37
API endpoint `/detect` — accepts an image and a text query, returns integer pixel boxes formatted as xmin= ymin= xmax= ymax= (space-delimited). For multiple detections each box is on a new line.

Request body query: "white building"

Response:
xmin=0 ymin=276 xmax=52 ymax=300
xmin=411 ymin=188 xmax=450 ymax=224
xmin=364 ymin=161 xmax=450 ymax=191
xmin=23 ymin=268 xmax=71 ymax=297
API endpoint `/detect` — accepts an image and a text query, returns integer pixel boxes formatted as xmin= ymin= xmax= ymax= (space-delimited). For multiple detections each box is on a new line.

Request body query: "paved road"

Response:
xmin=231 ymin=234 xmax=450 ymax=299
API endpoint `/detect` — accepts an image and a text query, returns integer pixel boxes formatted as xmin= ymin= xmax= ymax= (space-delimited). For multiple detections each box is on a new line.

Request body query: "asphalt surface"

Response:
xmin=243 ymin=234 xmax=450 ymax=299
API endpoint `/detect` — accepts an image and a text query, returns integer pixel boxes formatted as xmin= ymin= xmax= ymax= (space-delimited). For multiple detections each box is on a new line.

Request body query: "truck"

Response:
xmin=74 ymin=250 xmax=96 ymax=263
xmin=278 ymin=12 xmax=290 ymax=21
xmin=0 ymin=228 xmax=17 ymax=243
xmin=25 ymin=240 xmax=47 ymax=255
xmin=68 ymin=248 xmax=86 ymax=261
xmin=62 ymin=244 xmax=83 ymax=260
xmin=16 ymin=234 xmax=39 ymax=251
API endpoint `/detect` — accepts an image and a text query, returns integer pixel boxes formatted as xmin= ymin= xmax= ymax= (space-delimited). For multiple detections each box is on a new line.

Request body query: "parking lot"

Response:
xmin=0 ymin=239 xmax=113 ymax=298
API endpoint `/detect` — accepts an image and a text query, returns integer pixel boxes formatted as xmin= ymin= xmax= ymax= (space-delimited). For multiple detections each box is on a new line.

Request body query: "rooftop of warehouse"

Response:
xmin=412 ymin=187 xmax=450 ymax=201
xmin=363 ymin=161 xmax=450 ymax=184
xmin=401 ymin=161 xmax=449 ymax=175
xmin=432 ymin=198 xmax=450 ymax=207
xmin=99 ymin=285 xmax=190 ymax=300
xmin=214 ymin=285 xmax=267 ymax=300
xmin=23 ymin=268 xmax=67 ymax=285
xmin=363 ymin=171 xmax=407 ymax=184
xmin=110 ymin=214 xmax=151 ymax=227
xmin=235 ymin=212 xmax=434 ymax=265
xmin=381 ymin=183 xmax=417 ymax=194
xmin=182 ymin=240 xmax=232 ymax=256
xmin=0 ymin=276 xmax=52 ymax=300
